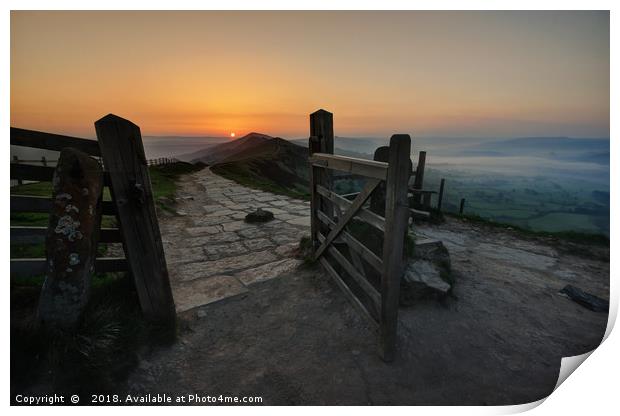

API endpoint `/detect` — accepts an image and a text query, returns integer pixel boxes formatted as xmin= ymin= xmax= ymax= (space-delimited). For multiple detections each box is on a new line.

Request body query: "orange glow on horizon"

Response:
xmin=9 ymin=11 xmax=610 ymax=139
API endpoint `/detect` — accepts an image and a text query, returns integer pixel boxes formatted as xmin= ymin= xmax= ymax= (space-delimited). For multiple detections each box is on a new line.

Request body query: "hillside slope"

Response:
xmin=182 ymin=132 xmax=272 ymax=164
xmin=189 ymin=132 xmax=310 ymax=198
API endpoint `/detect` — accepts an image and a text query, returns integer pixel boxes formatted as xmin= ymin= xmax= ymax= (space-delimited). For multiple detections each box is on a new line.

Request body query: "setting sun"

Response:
xmin=230 ymin=132 xmax=236 ymax=138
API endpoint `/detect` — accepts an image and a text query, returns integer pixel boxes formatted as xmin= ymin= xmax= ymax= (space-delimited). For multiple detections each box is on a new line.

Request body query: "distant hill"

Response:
xmin=192 ymin=132 xmax=311 ymax=198
xmin=291 ymin=136 xmax=387 ymax=154
xmin=460 ymin=137 xmax=610 ymax=165
xmin=183 ymin=133 xmax=272 ymax=164
xmin=144 ymin=136 xmax=229 ymax=160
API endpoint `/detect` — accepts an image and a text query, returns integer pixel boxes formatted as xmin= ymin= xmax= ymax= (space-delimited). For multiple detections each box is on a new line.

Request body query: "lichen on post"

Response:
xmin=38 ymin=147 xmax=104 ymax=330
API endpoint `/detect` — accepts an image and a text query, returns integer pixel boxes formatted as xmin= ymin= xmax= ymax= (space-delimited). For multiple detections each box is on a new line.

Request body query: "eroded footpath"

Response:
xmin=128 ymin=167 xmax=609 ymax=405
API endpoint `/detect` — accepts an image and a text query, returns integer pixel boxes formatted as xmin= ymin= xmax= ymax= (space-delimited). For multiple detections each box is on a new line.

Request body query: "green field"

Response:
xmin=422 ymin=168 xmax=609 ymax=236
xmin=11 ymin=162 xmax=201 ymax=394
xmin=10 ymin=161 xmax=205 ymax=267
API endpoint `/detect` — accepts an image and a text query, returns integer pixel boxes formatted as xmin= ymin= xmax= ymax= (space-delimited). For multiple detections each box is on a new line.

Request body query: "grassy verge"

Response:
xmin=212 ymin=164 xmax=311 ymax=201
xmin=148 ymin=161 xmax=206 ymax=200
xmin=10 ymin=162 xmax=202 ymax=395
xmin=10 ymin=273 xmax=171 ymax=397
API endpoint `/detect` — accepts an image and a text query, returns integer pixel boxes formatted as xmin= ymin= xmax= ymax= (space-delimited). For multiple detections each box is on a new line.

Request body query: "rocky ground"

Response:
xmin=122 ymin=167 xmax=609 ymax=405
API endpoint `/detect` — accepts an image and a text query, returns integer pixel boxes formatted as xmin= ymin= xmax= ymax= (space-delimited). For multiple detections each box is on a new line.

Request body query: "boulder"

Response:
xmin=400 ymin=238 xmax=452 ymax=305
xmin=245 ymin=208 xmax=274 ymax=223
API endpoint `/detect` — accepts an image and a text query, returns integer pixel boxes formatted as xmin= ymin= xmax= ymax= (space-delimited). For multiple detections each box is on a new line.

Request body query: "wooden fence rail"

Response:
xmin=10 ymin=121 xmax=176 ymax=328
xmin=10 ymin=156 xmax=178 ymax=168
xmin=308 ymin=109 xmax=410 ymax=361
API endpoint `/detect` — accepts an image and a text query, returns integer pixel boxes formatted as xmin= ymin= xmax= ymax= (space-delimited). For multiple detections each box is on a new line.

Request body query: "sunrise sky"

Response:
xmin=10 ymin=11 xmax=609 ymax=139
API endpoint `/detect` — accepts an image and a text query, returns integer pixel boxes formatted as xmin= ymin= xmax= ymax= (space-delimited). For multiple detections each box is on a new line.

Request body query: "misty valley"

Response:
xmin=307 ymin=135 xmax=610 ymax=236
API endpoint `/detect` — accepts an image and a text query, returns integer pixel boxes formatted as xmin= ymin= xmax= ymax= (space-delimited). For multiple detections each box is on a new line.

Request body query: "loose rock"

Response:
xmin=559 ymin=285 xmax=609 ymax=312
xmin=245 ymin=208 xmax=274 ymax=223
xmin=400 ymin=238 xmax=453 ymax=305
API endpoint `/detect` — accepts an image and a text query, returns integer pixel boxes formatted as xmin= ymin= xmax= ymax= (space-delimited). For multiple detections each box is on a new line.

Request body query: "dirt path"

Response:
xmin=158 ymin=167 xmax=310 ymax=312
xmin=124 ymin=170 xmax=609 ymax=405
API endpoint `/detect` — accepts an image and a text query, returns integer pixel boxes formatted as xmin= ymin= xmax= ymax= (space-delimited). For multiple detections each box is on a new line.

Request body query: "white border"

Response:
xmin=3 ymin=1 xmax=617 ymax=414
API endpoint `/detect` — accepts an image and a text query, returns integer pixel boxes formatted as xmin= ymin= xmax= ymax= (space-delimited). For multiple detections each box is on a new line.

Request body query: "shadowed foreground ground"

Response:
xmin=123 ymin=217 xmax=608 ymax=404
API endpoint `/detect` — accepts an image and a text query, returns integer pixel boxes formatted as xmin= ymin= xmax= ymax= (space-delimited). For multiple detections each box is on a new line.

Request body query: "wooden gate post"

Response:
xmin=309 ymin=109 xmax=334 ymax=250
xmin=95 ymin=114 xmax=176 ymax=328
xmin=379 ymin=134 xmax=411 ymax=361
xmin=371 ymin=146 xmax=413 ymax=216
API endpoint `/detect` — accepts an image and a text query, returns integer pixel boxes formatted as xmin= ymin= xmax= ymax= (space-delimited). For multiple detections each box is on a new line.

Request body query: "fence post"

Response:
xmin=379 ymin=134 xmax=411 ymax=362
xmin=309 ymin=136 xmax=320 ymax=251
xmin=38 ymin=148 xmax=104 ymax=330
xmin=437 ymin=178 xmax=445 ymax=211
xmin=95 ymin=114 xmax=176 ymax=329
xmin=13 ymin=156 xmax=23 ymax=185
xmin=309 ymin=109 xmax=334 ymax=249
xmin=412 ymin=151 xmax=426 ymax=205
xmin=459 ymin=198 xmax=466 ymax=215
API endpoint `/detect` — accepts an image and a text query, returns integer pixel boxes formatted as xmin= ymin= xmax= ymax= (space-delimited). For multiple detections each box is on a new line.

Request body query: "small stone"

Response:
xmin=245 ymin=208 xmax=274 ymax=223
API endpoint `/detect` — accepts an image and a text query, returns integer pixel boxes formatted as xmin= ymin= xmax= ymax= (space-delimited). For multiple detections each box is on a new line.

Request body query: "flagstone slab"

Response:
xmin=286 ymin=216 xmax=311 ymax=227
xmin=236 ymin=259 xmax=303 ymax=286
xmin=186 ymin=225 xmax=223 ymax=236
xmin=174 ymin=275 xmax=248 ymax=312
xmin=244 ymin=238 xmax=276 ymax=251
xmin=178 ymin=250 xmax=280 ymax=281
xmin=204 ymin=241 xmax=247 ymax=260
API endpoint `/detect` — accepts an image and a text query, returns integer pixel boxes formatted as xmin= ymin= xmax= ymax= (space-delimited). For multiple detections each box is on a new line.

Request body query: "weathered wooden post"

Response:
xmin=412 ymin=151 xmax=426 ymax=205
xmin=380 ymin=134 xmax=411 ymax=361
xmin=95 ymin=114 xmax=176 ymax=328
xmin=459 ymin=198 xmax=466 ymax=215
xmin=38 ymin=148 xmax=104 ymax=330
xmin=13 ymin=156 xmax=23 ymax=185
xmin=309 ymin=109 xmax=334 ymax=249
xmin=437 ymin=178 xmax=445 ymax=211
xmin=372 ymin=146 xmax=413 ymax=217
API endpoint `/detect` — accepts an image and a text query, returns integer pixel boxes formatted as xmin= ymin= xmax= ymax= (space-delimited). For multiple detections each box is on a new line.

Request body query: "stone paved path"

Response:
xmin=159 ymin=168 xmax=311 ymax=312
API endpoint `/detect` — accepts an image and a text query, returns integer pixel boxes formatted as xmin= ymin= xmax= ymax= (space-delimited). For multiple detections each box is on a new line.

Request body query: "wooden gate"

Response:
xmin=308 ymin=109 xmax=411 ymax=361
xmin=10 ymin=114 xmax=176 ymax=327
